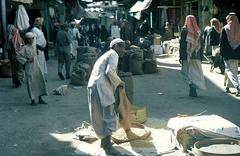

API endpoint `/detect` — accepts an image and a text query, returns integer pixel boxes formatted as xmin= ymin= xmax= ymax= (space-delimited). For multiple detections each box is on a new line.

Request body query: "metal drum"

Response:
xmin=193 ymin=138 xmax=240 ymax=156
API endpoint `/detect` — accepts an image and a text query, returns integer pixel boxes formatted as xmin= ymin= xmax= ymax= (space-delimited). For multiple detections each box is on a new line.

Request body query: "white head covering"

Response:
xmin=25 ymin=32 xmax=35 ymax=38
xmin=14 ymin=5 xmax=29 ymax=31
xmin=110 ymin=38 xmax=124 ymax=48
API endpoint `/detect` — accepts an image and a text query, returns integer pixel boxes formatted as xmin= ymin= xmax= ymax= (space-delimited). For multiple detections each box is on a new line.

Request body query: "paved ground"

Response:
xmin=0 ymin=53 xmax=239 ymax=156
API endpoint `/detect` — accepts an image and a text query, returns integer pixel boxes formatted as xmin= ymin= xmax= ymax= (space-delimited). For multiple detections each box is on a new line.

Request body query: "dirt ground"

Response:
xmin=0 ymin=54 xmax=240 ymax=156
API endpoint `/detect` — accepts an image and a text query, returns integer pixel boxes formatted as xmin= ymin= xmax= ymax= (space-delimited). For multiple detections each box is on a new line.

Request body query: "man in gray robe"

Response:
xmin=17 ymin=32 xmax=47 ymax=106
xmin=88 ymin=38 xmax=132 ymax=154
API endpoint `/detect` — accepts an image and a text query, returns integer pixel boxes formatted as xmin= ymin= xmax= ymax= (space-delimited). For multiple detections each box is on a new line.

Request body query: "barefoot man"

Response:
xmin=88 ymin=38 xmax=149 ymax=155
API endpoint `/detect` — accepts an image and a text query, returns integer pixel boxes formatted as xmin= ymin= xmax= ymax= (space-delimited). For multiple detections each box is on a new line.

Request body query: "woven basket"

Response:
xmin=130 ymin=105 xmax=147 ymax=124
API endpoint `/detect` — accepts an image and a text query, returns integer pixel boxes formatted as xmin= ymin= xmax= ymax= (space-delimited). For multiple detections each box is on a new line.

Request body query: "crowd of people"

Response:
xmin=85 ymin=12 xmax=240 ymax=154
xmin=5 ymin=12 xmax=240 ymax=155
xmin=6 ymin=17 xmax=154 ymax=105
xmin=179 ymin=12 xmax=240 ymax=97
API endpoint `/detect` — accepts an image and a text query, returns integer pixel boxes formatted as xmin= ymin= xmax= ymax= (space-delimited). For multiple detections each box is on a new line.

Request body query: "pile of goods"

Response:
xmin=121 ymin=46 xmax=157 ymax=75
xmin=71 ymin=46 xmax=101 ymax=86
xmin=167 ymin=115 xmax=240 ymax=154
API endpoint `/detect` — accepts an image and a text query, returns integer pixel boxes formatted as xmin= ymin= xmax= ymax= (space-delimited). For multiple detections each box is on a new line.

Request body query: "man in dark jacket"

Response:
xmin=209 ymin=18 xmax=224 ymax=73
xmin=220 ymin=12 xmax=240 ymax=96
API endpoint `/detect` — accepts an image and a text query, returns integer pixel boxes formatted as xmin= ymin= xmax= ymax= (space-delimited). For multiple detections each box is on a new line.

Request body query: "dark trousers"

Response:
xmin=58 ymin=46 xmax=71 ymax=75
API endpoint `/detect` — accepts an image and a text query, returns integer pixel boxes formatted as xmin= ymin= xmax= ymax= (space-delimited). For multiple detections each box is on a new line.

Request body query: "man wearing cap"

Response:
xmin=88 ymin=38 xmax=141 ymax=155
xmin=17 ymin=32 xmax=48 ymax=106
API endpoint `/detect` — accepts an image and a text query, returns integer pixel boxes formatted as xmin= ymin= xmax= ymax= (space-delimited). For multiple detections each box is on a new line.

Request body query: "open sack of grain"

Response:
xmin=167 ymin=115 xmax=240 ymax=153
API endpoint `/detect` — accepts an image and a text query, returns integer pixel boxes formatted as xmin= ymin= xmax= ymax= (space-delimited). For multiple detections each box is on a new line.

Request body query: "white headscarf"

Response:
xmin=14 ymin=5 xmax=29 ymax=31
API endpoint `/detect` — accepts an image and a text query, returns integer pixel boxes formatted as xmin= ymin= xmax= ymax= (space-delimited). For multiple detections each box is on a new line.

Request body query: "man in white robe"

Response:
xmin=88 ymin=38 xmax=141 ymax=155
xmin=31 ymin=17 xmax=47 ymax=77
xmin=68 ymin=21 xmax=81 ymax=59
xmin=17 ymin=32 xmax=47 ymax=106
xmin=111 ymin=21 xmax=120 ymax=39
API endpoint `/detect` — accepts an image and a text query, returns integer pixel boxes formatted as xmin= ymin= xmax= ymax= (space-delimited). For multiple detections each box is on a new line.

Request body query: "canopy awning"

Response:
xmin=11 ymin=0 xmax=33 ymax=4
xmin=129 ymin=0 xmax=152 ymax=13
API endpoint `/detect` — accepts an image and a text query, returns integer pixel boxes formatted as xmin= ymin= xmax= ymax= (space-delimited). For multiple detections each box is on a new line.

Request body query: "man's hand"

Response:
xmin=119 ymin=82 xmax=125 ymax=88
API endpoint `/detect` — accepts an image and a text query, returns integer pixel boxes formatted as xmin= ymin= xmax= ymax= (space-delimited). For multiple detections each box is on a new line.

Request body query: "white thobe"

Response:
xmin=111 ymin=25 xmax=120 ymax=39
xmin=68 ymin=28 xmax=80 ymax=57
xmin=181 ymin=60 xmax=206 ymax=90
xmin=32 ymin=27 xmax=47 ymax=75
xmin=88 ymin=49 xmax=122 ymax=107
xmin=88 ymin=49 xmax=123 ymax=137
xmin=17 ymin=44 xmax=47 ymax=101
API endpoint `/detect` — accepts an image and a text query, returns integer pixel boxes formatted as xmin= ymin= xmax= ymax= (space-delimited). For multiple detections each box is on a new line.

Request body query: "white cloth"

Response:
xmin=37 ymin=51 xmax=47 ymax=75
xmin=181 ymin=60 xmax=206 ymax=90
xmin=68 ymin=28 xmax=80 ymax=57
xmin=25 ymin=32 xmax=34 ymax=38
xmin=111 ymin=25 xmax=120 ymax=38
xmin=88 ymin=49 xmax=122 ymax=107
xmin=161 ymin=8 xmax=168 ymax=27
xmin=211 ymin=45 xmax=220 ymax=57
xmin=14 ymin=5 xmax=30 ymax=31
xmin=53 ymin=85 xmax=69 ymax=96
xmin=224 ymin=59 xmax=239 ymax=88
xmin=31 ymin=27 xmax=47 ymax=75
xmin=12 ymin=0 xmax=33 ymax=4
xmin=16 ymin=44 xmax=47 ymax=101
xmin=167 ymin=115 xmax=240 ymax=139
xmin=88 ymin=85 xmax=119 ymax=137
xmin=32 ymin=27 xmax=46 ymax=48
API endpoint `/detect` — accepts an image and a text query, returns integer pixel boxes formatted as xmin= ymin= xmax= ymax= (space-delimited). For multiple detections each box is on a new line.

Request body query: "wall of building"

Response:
xmin=198 ymin=0 xmax=213 ymax=29
xmin=181 ymin=0 xmax=213 ymax=30
xmin=213 ymin=0 xmax=240 ymax=24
